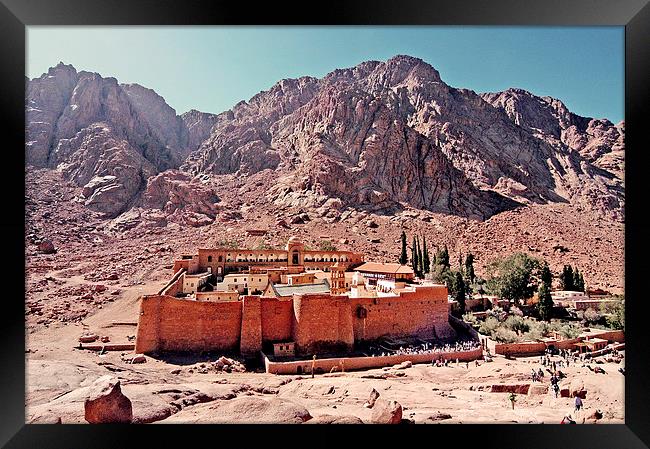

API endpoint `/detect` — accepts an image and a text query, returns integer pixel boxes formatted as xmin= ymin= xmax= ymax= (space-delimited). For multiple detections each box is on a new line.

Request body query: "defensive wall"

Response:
xmin=135 ymin=285 xmax=451 ymax=357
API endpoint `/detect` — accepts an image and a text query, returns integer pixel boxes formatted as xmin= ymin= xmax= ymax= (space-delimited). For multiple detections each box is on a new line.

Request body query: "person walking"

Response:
xmin=574 ymin=395 xmax=583 ymax=415
xmin=509 ymin=393 xmax=517 ymax=410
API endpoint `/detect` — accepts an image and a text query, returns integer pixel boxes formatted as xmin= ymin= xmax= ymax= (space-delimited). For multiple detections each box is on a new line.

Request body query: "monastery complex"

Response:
xmin=135 ymin=237 xmax=462 ymax=372
xmin=134 ymin=237 xmax=624 ymax=374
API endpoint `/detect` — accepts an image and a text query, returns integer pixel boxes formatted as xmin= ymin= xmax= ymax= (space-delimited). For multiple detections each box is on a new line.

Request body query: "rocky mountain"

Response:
xmin=25 ymin=63 xmax=218 ymax=218
xmin=26 ymin=56 xmax=624 ymax=224
xmin=182 ymin=55 xmax=624 ymax=221
xmin=481 ymin=88 xmax=625 ymax=179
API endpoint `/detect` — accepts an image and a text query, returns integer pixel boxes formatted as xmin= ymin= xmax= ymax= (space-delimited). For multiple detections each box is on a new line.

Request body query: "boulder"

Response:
xmin=370 ymin=399 xmax=403 ymax=424
xmin=129 ymin=354 xmax=146 ymax=364
xmin=305 ymin=414 xmax=364 ymax=424
xmin=79 ymin=333 xmax=99 ymax=343
xmin=217 ymin=356 xmax=233 ymax=366
xmin=392 ymin=361 xmax=412 ymax=370
xmin=37 ymin=239 xmax=56 ymax=254
xmin=569 ymin=379 xmax=587 ymax=399
xmin=427 ymin=412 xmax=452 ymax=421
xmin=527 ymin=384 xmax=549 ymax=395
xmin=363 ymin=388 xmax=380 ymax=408
xmin=84 ymin=376 xmax=133 ymax=423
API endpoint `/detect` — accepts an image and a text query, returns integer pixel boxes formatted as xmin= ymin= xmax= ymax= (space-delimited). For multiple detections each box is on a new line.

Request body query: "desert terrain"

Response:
xmin=25 ymin=279 xmax=624 ymax=424
xmin=24 ymin=55 xmax=625 ymax=424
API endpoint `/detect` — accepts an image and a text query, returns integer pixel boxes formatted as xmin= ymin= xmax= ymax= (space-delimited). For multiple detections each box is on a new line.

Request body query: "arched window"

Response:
xmin=208 ymin=256 xmax=212 ymax=262
xmin=218 ymin=256 xmax=223 ymax=262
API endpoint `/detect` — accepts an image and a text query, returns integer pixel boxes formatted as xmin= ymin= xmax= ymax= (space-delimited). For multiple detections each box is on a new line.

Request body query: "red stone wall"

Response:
xmin=260 ymin=297 xmax=293 ymax=342
xmin=494 ymin=342 xmax=547 ymax=356
xmin=135 ymin=295 xmax=242 ymax=353
xmin=292 ymin=294 xmax=354 ymax=354
xmin=240 ymin=296 xmax=262 ymax=355
xmin=349 ymin=286 xmax=449 ymax=341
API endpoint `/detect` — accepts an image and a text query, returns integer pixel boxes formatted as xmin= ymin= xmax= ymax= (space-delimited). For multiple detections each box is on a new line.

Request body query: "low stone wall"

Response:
xmin=494 ymin=342 xmax=546 ymax=357
xmin=586 ymin=329 xmax=625 ymax=343
xmin=490 ymin=384 xmax=530 ymax=394
xmin=554 ymin=337 xmax=581 ymax=350
xmin=263 ymin=347 xmax=483 ymax=375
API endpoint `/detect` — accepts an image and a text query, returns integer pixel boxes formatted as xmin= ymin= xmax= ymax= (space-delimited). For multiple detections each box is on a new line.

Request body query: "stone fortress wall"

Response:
xmin=135 ymin=284 xmax=452 ymax=357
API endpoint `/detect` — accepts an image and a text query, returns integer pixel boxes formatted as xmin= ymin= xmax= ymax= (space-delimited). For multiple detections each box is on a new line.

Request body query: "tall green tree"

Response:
xmin=411 ymin=236 xmax=417 ymax=272
xmin=452 ymin=271 xmax=467 ymax=315
xmin=573 ymin=269 xmax=585 ymax=292
xmin=540 ymin=261 xmax=552 ymax=288
xmin=422 ymin=235 xmax=430 ymax=274
xmin=560 ymin=265 xmax=575 ymax=291
xmin=465 ymin=253 xmax=476 ymax=284
xmin=417 ymin=236 xmax=424 ymax=277
xmin=399 ymin=231 xmax=408 ymax=265
xmin=438 ymin=245 xmax=450 ymax=269
xmin=537 ymin=282 xmax=554 ymax=321
xmin=486 ymin=253 xmax=541 ymax=305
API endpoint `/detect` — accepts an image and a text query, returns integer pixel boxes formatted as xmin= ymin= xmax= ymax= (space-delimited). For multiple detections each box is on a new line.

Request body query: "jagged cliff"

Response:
xmin=26 ymin=56 xmax=624 ymax=222
xmin=182 ymin=55 xmax=624 ymax=220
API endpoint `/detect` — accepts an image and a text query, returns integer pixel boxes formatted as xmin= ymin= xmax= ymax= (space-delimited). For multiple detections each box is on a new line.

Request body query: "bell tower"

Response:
xmin=286 ymin=236 xmax=304 ymax=266
xmin=330 ymin=262 xmax=346 ymax=294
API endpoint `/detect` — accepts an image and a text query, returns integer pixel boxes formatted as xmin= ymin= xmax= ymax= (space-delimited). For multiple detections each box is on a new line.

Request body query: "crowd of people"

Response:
xmin=367 ymin=339 xmax=481 ymax=358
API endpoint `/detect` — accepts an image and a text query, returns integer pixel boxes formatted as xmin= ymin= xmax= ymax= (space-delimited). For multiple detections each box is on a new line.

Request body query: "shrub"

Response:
xmin=504 ymin=315 xmax=530 ymax=334
xmin=479 ymin=317 xmax=500 ymax=335
xmin=486 ymin=306 xmax=507 ymax=322
xmin=493 ymin=327 xmax=520 ymax=343
xmin=319 ymin=240 xmax=337 ymax=251
xmin=524 ymin=320 xmax=549 ymax=341
xmin=510 ymin=306 xmax=524 ymax=317
xmin=583 ymin=308 xmax=601 ymax=324
xmin=550 ymin=321 xmax=581 ymax=339
xmin=463 ymin=313 xmax=478 ymax=326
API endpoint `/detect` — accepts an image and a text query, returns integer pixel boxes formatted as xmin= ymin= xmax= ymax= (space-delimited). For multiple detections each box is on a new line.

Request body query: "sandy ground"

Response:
xmin=25 ymin=282 xmax=625 ymax=424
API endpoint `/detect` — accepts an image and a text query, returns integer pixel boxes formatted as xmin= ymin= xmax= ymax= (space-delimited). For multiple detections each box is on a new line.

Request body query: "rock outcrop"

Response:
xmin=25 ymin=64 xmax=211 ymax=218
xmin=84 ymin=376 xmax=133 ymax=423
xmin=370 ymin=398 xmax=403 ymax=424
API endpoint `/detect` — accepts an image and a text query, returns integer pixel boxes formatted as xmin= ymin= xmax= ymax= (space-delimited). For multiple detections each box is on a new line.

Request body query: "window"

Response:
xmin=208 ymin=256 xmax=212 ymax=262
xmin=218 ymin=256 xmax=222 ymax=262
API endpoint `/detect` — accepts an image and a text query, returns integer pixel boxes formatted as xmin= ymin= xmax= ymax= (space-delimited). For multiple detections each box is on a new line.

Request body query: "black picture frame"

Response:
xmin=2 ymin=1 xmax=648 ymax=448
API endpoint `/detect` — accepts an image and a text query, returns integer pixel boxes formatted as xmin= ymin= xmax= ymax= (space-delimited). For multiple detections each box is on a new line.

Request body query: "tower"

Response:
xmin=286 ymin=236 xmax=304 ymax=267
xmin=330 ymin=262 xmax=346 ymax=294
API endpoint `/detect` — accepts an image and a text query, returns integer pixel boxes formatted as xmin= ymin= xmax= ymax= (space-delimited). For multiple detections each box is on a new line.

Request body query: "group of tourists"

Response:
xmin=369 ymin=339 xmax=480 ymax=358
xmin=530 ymin=367 xmax=545 ymax=382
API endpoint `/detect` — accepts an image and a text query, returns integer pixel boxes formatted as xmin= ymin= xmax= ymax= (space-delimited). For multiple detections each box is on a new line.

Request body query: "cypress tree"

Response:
xmin=438 ymin=245 xmax=450 ymax=269
xmin=573 ymin=269 xmax=585 ymax=292
xmin=411 ymin=236 xmax=417 ymax=270
xmin=465 ymin=253 xmax=476 ymax=284
xmin=399 ymin=231 xmax=408 ymax=265
xmin=561 ymin=265 xmax=575 ymax=291
xmin=417 ymin=236 xmax=424 ymax=277
xmin=537 ymin=282 xmax=553 ymax=321
xmin=540 ymin=261 xmax=552 ymax=288
xmin=453 ymin=271 xmax=466 ymax=315
xmin=422 ymin=235 xmax=430 ymax=273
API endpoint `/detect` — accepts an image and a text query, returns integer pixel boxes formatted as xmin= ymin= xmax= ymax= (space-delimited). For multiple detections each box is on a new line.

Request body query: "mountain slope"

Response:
xmin=25 ymin=63 xmax=218 ymax=217
xmin=182 ymin=55 xmax=624 ymax=221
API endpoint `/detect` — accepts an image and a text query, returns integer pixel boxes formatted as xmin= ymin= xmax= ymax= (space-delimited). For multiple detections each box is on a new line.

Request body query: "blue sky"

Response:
xmin=27 ymin=26 xmax=624 ymax=123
